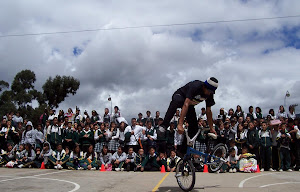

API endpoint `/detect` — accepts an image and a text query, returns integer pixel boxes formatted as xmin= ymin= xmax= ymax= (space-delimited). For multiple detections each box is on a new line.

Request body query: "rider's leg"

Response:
xmin=161 ymin=92 xmax=184 ymax=129
xmin=185 ymin=106 xmax=198 ymax=138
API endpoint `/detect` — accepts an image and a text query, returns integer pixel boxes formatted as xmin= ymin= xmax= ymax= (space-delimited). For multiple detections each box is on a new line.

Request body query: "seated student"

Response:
xmin=259 ymin=121 xmax=274 ymax=172
xmin=277 ymin=123 xmax=292 ymax=172
xmin=238 ymin=146 xmax=257 ymax=173
xmin=17 ymin=143 xmax=36 ymax=168
xmin=80 ymin=124 xmax=94 ymax=152
xmin=49 ymin=143 xmax=69 ymax=170
xmin=0 ymin=143 xmax=13 ymax=166
xmin=226 ymin=148 xmax=239 ymax=173
xmin=124 ymin=147 xmax=136 ymax=171
xmin=112 ymin=146 xmax=127 ymax=171
xmin=99 ymin=145 xmax=113 ymax=171
xmin=134 ymin=148 xmax=146 ymax=172
xmin=35 ymin=142 xmax=53 ymax=169
xmin=141 ymin=146 xmax=160 ymax=172
xmin=167 ymin=150 xmax=181 ymax=172
xmin=156 ymin=151 xmax=167 ymax=169
xmin=84 ymin=144 xmax=100 ymax=170
xmin=13 ymin=144 xmax=24 ymax=167
xmin=66 ymin=144 xmax=85 ymax=170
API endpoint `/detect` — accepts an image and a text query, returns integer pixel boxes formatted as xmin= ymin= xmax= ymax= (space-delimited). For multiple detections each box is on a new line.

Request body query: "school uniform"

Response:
xmin=35 ymin=130 xmax=44 ymax=149
xmin=17 ymin=149 xmax=36 ymax=168
xmin=124 ymin=125 xmax=143 ymax=153
xmin=235 ymin=129 xmax=247 ymax=154
xmin=47 ymin=124 xmax=63 ymax=150
xmin=79 ymin=130 xmax=94 ymax=152
xmin=125 ymin=152 xmax=137 ymax=171
xmin=271 ymin=129 xmax=280 ymax=170
xmin=259 ymin=129 xmax=272 ymax=170
xmin=174 ymin=130 xmax=184 ymax=157
xmin=277 ymin=132 xmax=291 ymax=170
xmin=99 ymin=152 xmax=113 ymax=171
xmin=48 ymin=149 xmax=69 ymax=168
xmin=113 ymin=128 xmax=125 ymax=147
xmin=66 ymin=151 xmax=86 ymax=170
xmin=134 ymin=153 xmax=146 ymax=171
xmin=226 ymin=154 xmax=239 ymax=171
xmin=84 ymin=152 xmax=100 ymax=169
xmin=63 ymin=128 xmax=75 ymax=150
xmin=94 ymin=129 xmax=108 ymax=153
xmin=246 ymin=129 xmax=260 ymax=162
xmin=36 ymin=148 xmax=53 ymax=168
xmin=103 ymin=113 xmax=111 ymax=123
xmin=166 ymin=128 xmax=175 ymax=156
xmin=195 ymin=127 xmax=207 ymax=153
xmin=141 ymin=153 xmax=160 ymax=171
xmin=108 ymin=129 xmax=119 ymax=152
xmin=167 ymin=156 xmax=181 ymax=169
xmin=155 ymin=125 xmax=167 ymax=154
xmin=143 ymin=126 xmax=157 ymax=153
xmin=112 ymin=151 xmax=126 ymax=169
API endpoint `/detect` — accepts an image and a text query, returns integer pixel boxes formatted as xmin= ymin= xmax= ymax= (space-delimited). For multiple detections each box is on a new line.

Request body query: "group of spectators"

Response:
xmin=0 ymin=104 xmax=299 ymax=173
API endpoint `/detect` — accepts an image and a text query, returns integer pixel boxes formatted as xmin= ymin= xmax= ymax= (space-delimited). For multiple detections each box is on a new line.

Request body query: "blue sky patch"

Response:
xmin=73 ymin=47 xmax=83 ymax=56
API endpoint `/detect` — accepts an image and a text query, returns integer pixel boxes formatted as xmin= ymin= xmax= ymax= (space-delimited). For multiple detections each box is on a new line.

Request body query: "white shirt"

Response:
xmin=124 ymin=125 xmax=144 ymax=145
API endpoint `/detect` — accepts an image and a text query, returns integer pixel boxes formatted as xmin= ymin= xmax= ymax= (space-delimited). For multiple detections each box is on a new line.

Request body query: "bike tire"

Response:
xmin=175 ymin=159 xmax=195 ymax=192
xmin=208 ymin=143 xmax=228 ymax=173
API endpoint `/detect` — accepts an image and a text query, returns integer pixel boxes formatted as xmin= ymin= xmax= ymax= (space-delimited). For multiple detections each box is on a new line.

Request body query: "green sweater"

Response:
xmin=142 ymin=153 xmax=160 ymax=168
xmin=247 ymin=129 xmax=259 ymax=149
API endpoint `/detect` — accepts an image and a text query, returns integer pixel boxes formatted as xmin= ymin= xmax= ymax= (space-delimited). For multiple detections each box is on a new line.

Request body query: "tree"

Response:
xmin=42 ymin=75 xmax=80 ymax=108
xmin=0 ymin=80 xmax=9 ymax=92
xmin=11 ymin=70 xmax=38 ymax=108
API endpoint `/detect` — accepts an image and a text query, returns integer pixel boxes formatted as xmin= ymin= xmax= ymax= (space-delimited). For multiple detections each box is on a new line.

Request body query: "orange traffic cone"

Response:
xmin=161 ymin=165 xmax=166 ymax=173
xmin=203 ymin=164 xmax=209 ymax=173
xmin=256 ymin=165 xmax=261 ymax=173
xmin=40 ymin=162 xmax=46 ymax=169
xmin=100 ymin=164 xmax=106 ymax=172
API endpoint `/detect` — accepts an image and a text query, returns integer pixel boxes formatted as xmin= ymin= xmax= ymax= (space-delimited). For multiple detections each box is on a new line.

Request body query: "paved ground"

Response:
xmin=0 ymin=168 xmax=300 ymax=192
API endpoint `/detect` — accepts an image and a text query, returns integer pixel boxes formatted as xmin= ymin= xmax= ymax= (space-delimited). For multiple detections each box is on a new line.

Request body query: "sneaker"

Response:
xmin=216 ymin=170 xmax=220 ymax=174
xmin=91 ymin=167 xmax=96 ymax=171
xmin=229 ymin=168 xmax=233 ymax=173
xmin=269 ymin=168 xmax=274 ymax=172
xmin=77 ymin=167 xmax=84 ymax=170
xmin=115 ymin=168 xmax=120 ymax=172
xmin=233 ymin=168 xmax=237 ymax=173
xmin=57 ymin=164 xmax=62 ymax=170
xmin=18 ymin=164 xmax=24 ymax=168
xmin=121 ymin=168 xmax=124 ymax=171
xmin=260 ymin=168 xmax=264 ymax=172
xmin=287 ymin=169 xmax=293 ymax=172
xmin=279 ymin=169 xmax=283 ymax=172
xmin=54 ymin=166 xmax=58 ymax=169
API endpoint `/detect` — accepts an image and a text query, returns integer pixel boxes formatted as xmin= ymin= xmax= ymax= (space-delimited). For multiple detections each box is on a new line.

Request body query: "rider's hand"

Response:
xmin=177 ymin=124 xmax=184 ymax=134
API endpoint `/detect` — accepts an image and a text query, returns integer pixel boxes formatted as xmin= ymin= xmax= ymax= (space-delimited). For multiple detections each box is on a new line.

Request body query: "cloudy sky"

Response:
xmin=0 ymin=0 xmax=299 ymax=120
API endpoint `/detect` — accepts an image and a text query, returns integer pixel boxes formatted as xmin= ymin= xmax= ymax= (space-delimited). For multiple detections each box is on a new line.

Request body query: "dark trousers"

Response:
xmin=272 ymin=145 xmax=280 ymax=170
xmin=156 ymin=141 xmax=167 ymax=154
xmin=260 ymin=146 xmax=271 ymax=170
xmin=296 ymin=140 xmax=300 ymax=171
xmin=280 ymin=147 xmax=291 ymax=170
xmin=144 ymin=163 xmax=160 ymax=171
xmin=162 ymin=92 xmax=199 ymax=156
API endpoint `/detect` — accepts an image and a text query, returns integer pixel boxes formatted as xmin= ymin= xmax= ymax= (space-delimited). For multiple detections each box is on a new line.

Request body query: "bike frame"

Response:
xmin=182 ymin=127 xmax=222 ymax=165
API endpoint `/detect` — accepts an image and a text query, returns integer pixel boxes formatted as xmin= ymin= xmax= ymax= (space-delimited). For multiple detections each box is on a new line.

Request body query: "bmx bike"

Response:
xmin=175 ymin=127 xmax=228 ymax=191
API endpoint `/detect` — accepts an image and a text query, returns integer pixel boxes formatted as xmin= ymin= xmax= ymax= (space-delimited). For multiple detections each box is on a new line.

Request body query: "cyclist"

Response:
xmin=161 ymin=77 xmax=218 ymax=139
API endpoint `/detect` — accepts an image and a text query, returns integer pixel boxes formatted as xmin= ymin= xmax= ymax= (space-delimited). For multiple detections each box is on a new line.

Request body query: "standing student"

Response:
xmin=259 ymin=121 xmax=273 ymax=171
xmin=63 ymin=122 xmax=74 ymax=150
xmin=277 ymin=123 xmax=292 ymax=172
xmin=46 ymin=117 xmax=62 ymax=150
xmin=246 ymin=122 xmax=260 ymax=163
xmin=94 ymin=123 xmax=108 ymax=153
xmin=155 ymin=118 xmax=167 ymax=154
xmin=235 ymin=124 xmax=247 ymax=155
xmin=124 ymin=118 xmax=143 ymax=153
xmin=142 ymin=120 xmax=157 ymax=154
xmin=108 ymin=122 xmax=119 ymax=153
xmin=270 ymin=121 xmax=280 ymax=171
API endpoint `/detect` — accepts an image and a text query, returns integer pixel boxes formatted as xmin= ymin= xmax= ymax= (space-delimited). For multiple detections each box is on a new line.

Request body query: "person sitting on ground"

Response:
xmin=17 ymin=143 xmax=36 ymax=168
xmin=84 ymin=144 xmax=100 ymax=170
xmin=99 ymin=145 xmax=112 ymax=171
xmin=49 ymin=143 xmax=69 ymax=170
xmin=226 ymin=148 xmax=239 ymax=173
xmin=167 ymin=150 xmax=181 ymax=172
xmin=66 ymin=144 xmax=85 ymax=170
xmin=134 ymin=148 xmax=146 ymax=172
xmin=124 ymin=147 xmax=136 ymax=171
xmin=141 ymin=146 xmax=160 ymax=172
xmin=156 ymin=151 xmax=167 ymax=169
xmin=112 ymin=146 xmax=126 ymax=171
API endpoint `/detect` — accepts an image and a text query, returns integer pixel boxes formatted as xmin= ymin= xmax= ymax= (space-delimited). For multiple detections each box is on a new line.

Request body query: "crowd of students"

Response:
xmin=0 ymin=104 xmax=299 ymax=173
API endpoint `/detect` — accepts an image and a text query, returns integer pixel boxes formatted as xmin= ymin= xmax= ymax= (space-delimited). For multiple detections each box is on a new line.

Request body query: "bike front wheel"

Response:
xmin=175 ymin=159 xmax=195 ymax=192
xmin=208 ymin=143 xmax=228 ymax=172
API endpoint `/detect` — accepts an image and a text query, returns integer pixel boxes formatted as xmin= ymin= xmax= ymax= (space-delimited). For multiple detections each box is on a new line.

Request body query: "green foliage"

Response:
xmin=43 ymin=75 xmax=80 ymax=108
xmin=0 ymin=70 xmax=80 ymax=126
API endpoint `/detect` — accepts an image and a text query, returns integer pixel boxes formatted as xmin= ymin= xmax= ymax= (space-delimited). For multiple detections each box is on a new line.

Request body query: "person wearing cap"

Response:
xmin=161 ymin=77 xmax=218 ymax=139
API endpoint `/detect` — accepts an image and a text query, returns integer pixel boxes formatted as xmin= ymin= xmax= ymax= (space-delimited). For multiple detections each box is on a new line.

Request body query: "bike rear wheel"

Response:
xmin=208 ymin=143 xmax=228 ymax=172
xmin=175 ymin=159 xmax=195 ymax=192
